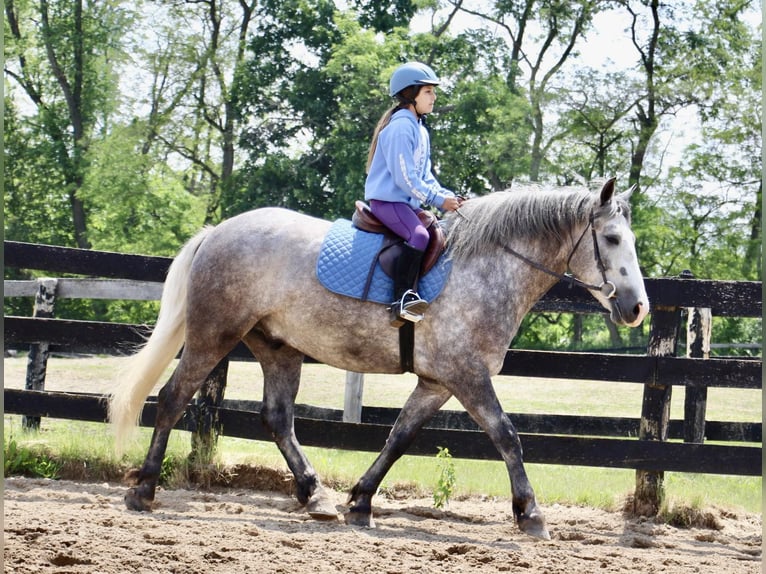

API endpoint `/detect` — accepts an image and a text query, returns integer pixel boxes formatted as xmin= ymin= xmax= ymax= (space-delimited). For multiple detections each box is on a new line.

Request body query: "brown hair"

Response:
xmin=365 ymin=85 xmax=421 ymax=173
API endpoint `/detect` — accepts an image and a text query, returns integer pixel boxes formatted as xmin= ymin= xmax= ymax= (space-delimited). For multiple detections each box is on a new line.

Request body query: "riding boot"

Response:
xmin=390 ymin=243 xmax=429 ymax=327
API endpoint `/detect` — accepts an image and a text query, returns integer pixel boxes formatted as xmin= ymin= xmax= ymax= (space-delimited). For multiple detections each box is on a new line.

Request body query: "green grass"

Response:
xmin=3 ymin=355 xmax=762 ymax=515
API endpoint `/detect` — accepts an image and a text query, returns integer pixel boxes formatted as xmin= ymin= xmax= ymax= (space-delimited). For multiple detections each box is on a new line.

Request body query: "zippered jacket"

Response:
xmin=365 ymin=109 xmax=454 ymax=210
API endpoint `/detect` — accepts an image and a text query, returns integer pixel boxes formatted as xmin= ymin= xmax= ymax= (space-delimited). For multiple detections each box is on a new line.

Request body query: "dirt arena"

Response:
xmin=3 ymin=476 xmax=761 ymax=574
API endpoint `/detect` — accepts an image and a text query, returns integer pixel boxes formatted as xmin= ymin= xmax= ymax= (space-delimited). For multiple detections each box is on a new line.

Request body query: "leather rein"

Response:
xmin=501 ymin=211 xmax=617 ymax=299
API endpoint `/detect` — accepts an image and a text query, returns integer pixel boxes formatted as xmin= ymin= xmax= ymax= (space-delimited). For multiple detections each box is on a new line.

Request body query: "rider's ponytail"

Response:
xmin=366 ymin=85 xmax=422 ymax=173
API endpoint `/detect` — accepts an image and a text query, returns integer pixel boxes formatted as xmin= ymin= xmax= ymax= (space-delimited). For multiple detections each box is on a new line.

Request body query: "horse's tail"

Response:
xmin=109 ymin=227 xmax=212 ymax=453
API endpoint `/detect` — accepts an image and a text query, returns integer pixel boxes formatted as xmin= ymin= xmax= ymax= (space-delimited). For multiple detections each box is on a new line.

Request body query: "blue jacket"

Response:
xmin=365 ymin=109 xmax=454 ymax=210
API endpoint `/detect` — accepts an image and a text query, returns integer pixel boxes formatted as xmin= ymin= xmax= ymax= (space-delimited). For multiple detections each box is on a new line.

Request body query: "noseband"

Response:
xmin=501 ymin=212 xmax=617 ymax=299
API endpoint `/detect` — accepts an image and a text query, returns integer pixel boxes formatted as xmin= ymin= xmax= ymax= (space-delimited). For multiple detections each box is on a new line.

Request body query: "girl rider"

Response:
xmin=364 ymin=62 xmax=461 ymax=326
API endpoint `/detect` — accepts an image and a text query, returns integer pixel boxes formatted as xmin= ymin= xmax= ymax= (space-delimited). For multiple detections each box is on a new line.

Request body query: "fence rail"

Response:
xmin=4 ymin=389 xmax=760 ymax=476
xmin=4 ymin=240 xmax=762 ymax=513
xmin=4 ymin=316 xmax=761 ymax=389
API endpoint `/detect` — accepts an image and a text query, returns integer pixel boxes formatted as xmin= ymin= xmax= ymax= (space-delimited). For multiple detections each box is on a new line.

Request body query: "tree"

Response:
xmin=77 ymin=122 xmax=205 ymax=256
xmin=546 ymin=68 xmax=635 ymax=183
xmin=5 ymin=0 xmax=134 ymax=248
xmin=3 ymin=96 xmax=73 ymax=247
xmin=450 ymin=0 xmax=602 ymax=182
xmin=228 ymin=0 xmax=347 ymax=218
xmin=351 ymin=0 xmax=417 ymax=32
xmin=129 ymin=0 xmax=258 ymax=225
xmin=615 ymin=0 xmax=760 ymax=277
xmin=644 ymin=6 xmax=762 ymax=280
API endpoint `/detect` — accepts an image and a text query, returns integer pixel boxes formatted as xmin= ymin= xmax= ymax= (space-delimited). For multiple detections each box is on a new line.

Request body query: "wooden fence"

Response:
xmin=4 ymin=240 xmax=762 ymax=514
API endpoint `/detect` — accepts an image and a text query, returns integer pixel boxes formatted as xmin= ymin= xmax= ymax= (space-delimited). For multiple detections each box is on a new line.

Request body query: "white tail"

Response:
xmin=109 ymin=228 xmax=212 ymax=453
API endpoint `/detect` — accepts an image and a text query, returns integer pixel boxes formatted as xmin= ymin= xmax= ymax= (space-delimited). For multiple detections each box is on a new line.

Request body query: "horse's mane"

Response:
xmin=446 ymin=184 xmax=627 ymax=261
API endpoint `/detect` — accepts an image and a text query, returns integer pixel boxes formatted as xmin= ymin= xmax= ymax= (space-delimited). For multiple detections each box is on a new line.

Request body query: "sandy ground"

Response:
xmin=3 ymin=476 xmax=761 ymax=574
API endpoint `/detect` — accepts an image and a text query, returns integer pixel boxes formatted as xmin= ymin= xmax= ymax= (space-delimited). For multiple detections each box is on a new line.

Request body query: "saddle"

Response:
xmin=351 ymin=201 xmax=446 ymax=277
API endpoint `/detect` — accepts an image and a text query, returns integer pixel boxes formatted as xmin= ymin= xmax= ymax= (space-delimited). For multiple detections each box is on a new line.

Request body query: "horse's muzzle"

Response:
xmin=611 ymin=295 xmax=649 ymax=327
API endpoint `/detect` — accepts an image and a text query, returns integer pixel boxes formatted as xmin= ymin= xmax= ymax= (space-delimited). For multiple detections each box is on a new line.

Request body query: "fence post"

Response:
xmin=23 ymin=278 xmax=58 ymax=430
xmin=343 ymin=372 xmax=364 ymax=423
xmin=684 ymin=290 xmax=711 ymax=444
xmin=189 ymin=356 xmax=229 ymax=464
xmin=633 ymin=293 xmax=682 ymax=516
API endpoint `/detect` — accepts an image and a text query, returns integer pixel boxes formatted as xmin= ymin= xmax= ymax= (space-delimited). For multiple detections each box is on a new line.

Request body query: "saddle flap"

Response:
xmin=316 ymin=219 xmax=452 ymax=305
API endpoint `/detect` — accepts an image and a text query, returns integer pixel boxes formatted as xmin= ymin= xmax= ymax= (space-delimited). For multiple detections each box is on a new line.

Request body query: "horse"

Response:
xmin=109 ymin=177 xmax=649 ymax=540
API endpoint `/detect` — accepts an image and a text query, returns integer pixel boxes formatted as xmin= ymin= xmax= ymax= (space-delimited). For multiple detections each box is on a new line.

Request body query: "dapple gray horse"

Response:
xmin=109 ymin=178 xmax=648 ymax=540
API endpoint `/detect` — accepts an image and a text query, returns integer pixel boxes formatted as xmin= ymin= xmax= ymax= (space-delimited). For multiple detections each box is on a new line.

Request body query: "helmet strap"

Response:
xmin=394 ymin=97 xmax=422 ymax=120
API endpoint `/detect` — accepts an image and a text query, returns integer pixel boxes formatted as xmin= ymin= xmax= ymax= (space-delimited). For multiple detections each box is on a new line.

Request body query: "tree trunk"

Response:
xmin=41 ymin=0 xmax=91 ymax=248
xmin=627 ymin=0 xmax=660 ymax=192
xmin=742 ymin=179 xmax=762 ymax=279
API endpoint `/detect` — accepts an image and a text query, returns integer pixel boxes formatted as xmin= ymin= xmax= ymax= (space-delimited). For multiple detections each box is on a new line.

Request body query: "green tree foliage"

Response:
xmin=629 ymin=0 xmax=760 ymax=281
xmin=351 ymin=0 xmax=417 ymax=32
xmin=5 ymin=0 xmax=135 ymax=248
xmin=4 ymin=96 xmax=73 ymax=247
xmin=546 ymin=68 xmax=635 ymax=183
xmin=226 ymin=0 xmax=342 ymax=217
xmin=438 ymin=69 xmax=532 ymax=192
xmin=78 ymin=123 xmax=205 ymax=256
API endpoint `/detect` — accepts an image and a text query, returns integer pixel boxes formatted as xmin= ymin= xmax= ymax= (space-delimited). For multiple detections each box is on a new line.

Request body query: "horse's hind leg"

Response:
xmin=346 ymin=377 xmax=453 ymax=527
xmin=243 ymin=333 xmax=338 ymax=520
xmin=124 ymin=350 xmax=228 ymax=511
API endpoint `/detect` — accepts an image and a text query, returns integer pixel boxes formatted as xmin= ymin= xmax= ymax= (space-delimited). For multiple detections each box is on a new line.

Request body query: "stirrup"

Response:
xmin=389 ymin=290 xmax=429 ymax=326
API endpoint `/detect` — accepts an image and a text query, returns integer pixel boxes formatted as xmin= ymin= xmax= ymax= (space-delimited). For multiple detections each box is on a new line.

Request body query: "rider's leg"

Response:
xmin=390 ymin=242 xmax=428 ymax=325
xmin=369 ymin=200 xmax=430 ymax=325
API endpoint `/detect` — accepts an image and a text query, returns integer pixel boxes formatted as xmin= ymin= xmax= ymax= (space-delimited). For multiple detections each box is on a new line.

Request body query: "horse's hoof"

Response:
xmin=306 ymin=491 xmax=339 ymax=521
xmin=344 ymin=509 xmax=376 ymax=528
xmin=124 ymin=488 xmax=153 ymax=512
xmin=517 ymin=511 xmax=550 ymax=540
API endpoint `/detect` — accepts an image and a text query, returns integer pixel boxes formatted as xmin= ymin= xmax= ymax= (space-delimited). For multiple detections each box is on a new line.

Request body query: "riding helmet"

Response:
xmin=389 ymin=62 xmax=440 ymax=97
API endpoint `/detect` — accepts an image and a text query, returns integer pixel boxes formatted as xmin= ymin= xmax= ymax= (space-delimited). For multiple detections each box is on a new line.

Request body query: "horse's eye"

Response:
xmin=604 ymin=234 xmax=620 ymax=246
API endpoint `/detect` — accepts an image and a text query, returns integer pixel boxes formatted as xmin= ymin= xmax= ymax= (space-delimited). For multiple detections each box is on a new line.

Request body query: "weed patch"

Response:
xmin=4 ymin=437 xmax=61 ymax=479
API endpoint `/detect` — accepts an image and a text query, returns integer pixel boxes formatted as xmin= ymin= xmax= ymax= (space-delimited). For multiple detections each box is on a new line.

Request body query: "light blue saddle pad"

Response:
xmin=316 ymin=219 xmax=452 ymax=305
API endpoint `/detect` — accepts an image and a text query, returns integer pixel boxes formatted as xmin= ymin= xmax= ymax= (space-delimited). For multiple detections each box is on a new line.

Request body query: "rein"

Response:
xmin=501 ymin=212 xmax=617 ymax=299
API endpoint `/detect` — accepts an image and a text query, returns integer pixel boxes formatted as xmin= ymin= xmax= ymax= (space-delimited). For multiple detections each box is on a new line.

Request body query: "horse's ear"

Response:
xmin=599 ymin=177 xmax=617 ymax=205
xmin=619 ymin=183 xmax=637 ymax=202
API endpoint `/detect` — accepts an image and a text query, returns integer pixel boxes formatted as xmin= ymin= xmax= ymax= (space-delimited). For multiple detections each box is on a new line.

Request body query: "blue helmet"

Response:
xmin=389 ymin=62 xmax=440 ymax=97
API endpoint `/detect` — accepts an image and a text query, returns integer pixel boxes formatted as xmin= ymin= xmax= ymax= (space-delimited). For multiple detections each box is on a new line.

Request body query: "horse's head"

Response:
xmin=568 ymin=178 xmax=649 ymax=327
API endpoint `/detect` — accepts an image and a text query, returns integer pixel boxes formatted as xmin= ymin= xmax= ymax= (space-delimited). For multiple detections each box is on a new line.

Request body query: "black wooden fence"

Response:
xmin=4 ymin=240 xmax=762 ymax=514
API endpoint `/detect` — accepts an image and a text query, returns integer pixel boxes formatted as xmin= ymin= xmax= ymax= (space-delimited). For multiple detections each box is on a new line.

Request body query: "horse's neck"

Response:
xmin=490 ymin=234 xmax=572 ymax=316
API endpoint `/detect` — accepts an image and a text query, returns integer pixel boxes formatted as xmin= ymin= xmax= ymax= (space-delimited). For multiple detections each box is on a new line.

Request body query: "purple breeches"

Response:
xmin=369 ymin=200 xmax=429 ymax=251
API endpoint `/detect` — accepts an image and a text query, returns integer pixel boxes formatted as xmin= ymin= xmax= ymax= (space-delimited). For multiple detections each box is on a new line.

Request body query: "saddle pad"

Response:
xmin=316 ymin=219 xmax=452 ymax=305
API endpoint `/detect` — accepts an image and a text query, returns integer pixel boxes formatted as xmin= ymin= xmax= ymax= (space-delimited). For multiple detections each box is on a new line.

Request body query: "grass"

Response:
xmin=3 ymin=354 xmax=762 ymax=515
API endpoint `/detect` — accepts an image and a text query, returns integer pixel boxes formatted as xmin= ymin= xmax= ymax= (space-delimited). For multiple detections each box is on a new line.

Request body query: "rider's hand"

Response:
xmin=442 ymin=196 xmax=461 ymax=212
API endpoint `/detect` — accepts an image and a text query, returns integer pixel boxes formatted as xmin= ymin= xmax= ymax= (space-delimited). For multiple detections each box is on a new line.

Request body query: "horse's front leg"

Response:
xmin=346 ymin=377 xmax=452 ymax=527
xmin=450 ymin=376 xmax=550 ymax=540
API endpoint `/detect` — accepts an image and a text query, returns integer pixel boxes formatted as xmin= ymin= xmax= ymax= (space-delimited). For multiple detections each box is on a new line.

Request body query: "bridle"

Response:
xmin=501 ymin=211 xmax=617 ymax=299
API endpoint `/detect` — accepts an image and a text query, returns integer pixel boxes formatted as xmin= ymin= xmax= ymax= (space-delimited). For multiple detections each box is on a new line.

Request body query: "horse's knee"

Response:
xmin=260 ymin=404 xmax=290 ymax=437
